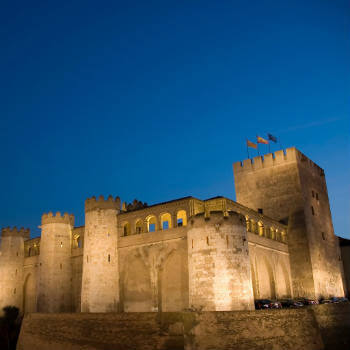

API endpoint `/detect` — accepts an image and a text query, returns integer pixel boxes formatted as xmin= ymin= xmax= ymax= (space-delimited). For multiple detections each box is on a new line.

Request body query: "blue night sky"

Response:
xmin=1 ymin=1 xmax=349 ymax=238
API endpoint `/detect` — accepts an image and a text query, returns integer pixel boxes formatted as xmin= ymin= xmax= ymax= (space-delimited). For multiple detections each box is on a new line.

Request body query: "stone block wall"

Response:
xmin=81 ymin=196 xmax=120 ymax=312
xmin=187 ymin=211 xmax=254 ymax=311
xmin=340 ymin=242 xmax=350 ymax=297
xmin=248 ymin=232 xmax=292 ymax=299
xmin=0 ymin=227 xmax=28 ymax=312
xmin=16 ymin=304 xmax=350 ymax=350
xmin=118 ymin=227 xmax=189 ymax=312
xmin=37 ymin=213 xmax=74 ymax=313
xmin=233 ymin=147 xmax=345 ymax=299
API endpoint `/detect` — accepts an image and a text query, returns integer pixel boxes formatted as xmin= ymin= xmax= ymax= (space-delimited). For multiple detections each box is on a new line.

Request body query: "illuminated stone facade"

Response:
xmin=0 ymin=147 xmax=345 ymax=314
xmin=234 ymin=147 xmax=345 ymax=299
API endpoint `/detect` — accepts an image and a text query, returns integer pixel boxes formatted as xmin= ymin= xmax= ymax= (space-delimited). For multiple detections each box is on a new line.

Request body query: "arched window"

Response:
xmin=77 ymin=236 xmax=82 ymax=248
xmin=160 ymin=213 xmax=172 ymax=230
xmin=270 ymin=228 xmax=276 ymax=240
xmin=251 ymin=220 xmax=257 ymax=234
xmin=176 ymin=210 xmax=187 ymax=227
xmin=28 ymin=247 xmax=32 ymax=257
xmin=245 ymin=217 xmax=251 ymax=232
xmin=135 ymin=219 xmax=143 ymax=234
xmin=123 ymin=222 xmax=131 ymax=236
xmin=275 ymin=230 xmax=281 ymax=241
xmin=281 ymin=231 xmax=287 ymax=243
xmin=146 ymin=215 xmax=157 ymax=232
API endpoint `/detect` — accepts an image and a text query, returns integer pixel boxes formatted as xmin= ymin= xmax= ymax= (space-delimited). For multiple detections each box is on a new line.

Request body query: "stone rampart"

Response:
xmin=233 ymin=147 xmax=324 ymax=177
xmin=85 ymin=195 xmax=121 ymax=212
xmin=1 ymin=227 xmax=30 ymax=239
xmin=17 ymin=304 xmax=350 ymax=350
xmin=41 ymin=212 xmax=74 ymax=226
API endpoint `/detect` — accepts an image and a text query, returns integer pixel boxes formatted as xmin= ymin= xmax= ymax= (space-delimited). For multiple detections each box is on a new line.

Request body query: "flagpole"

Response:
xmin=246 ymin=139 xmax=250 ymax=159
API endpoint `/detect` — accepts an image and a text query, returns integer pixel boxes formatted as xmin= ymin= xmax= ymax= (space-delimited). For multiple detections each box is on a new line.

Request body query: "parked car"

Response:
xmin=296 ymin=298 xmax=319 ymax=306
xmin=319 ymin=298 xmax=333 ymax=304
xmin=255 ymin=299 xmax=272 ymax=309
xmin=279 ymin=299 xmax=304 ymax=308
xmin=270 ymin=300 xmax=283 ymax=309
xmin=330 ymin=297 xmax=349 ymax=303
xmin=255 ymin=299 xmax=282 ymax=309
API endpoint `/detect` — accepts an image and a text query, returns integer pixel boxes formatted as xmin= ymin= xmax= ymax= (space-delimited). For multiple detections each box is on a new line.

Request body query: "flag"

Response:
xmin=246 ymin=139 xmax=257 ymax=149
xmin=267 ymin=133 xmax=277 ymax=143
xmin=257 ymin=136 xmax=269 ymax=144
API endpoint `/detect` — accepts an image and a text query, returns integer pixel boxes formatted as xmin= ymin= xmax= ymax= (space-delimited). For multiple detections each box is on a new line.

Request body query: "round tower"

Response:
xmin=37 ymin=212 xmax=74 ymax=313
xmin=187 ymin=211 xmax=254 ymax=311
xmin=0 ymin=227 xmax=30 ymax=312
xmin=81 ymin=195 xmax=120 ymax=312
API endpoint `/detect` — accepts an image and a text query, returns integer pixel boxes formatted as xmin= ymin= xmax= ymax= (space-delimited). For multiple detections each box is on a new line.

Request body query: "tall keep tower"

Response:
xmin=187 ymin=211 xmax=254 ymax=311
xmin=81 ymin=195 xmax=120 ymax=312
xmin=0 ymin=227 xmax=29 ymax=312
xmin=233 ymin=147 xmax=344 ymax=298
xmin=37 ymin=212 xmax=74 ymax=312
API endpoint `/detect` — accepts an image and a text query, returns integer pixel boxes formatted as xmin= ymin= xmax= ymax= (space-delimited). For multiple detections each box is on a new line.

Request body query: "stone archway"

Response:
xmin=123 ymin=257 xmax=153 ymax=312
xmin=23 ymin=273 xmax=36 ymax=313
xmin=250 ymin=258 xmax=258 ymax=299
xmin=257 ymin=256 xmax=276 ymax=299
xmin=161 ymin=250 xmax=188 ymax=311
xmin=275 ymin=260 xmax=291 ymax=298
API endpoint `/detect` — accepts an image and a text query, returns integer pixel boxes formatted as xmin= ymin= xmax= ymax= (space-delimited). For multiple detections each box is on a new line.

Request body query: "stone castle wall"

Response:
xmin=296 ymin=154 xmax=344 ymax=298
xmin=119 ymin=226 xmax=189 ymax=312
xmin=37 ymin=213 xmax=74 ymax=312
xmin=340 ymin=240 xmax=350 ymax=298
xmin=81 ymin=196 xmax=120 ymax=312
xmin=233 ymin=147 xmax=345 ymax=299
xmin=0 ymin=228 xmax=28 ymax=312
xmin=187 ymin=211 xmax=254 ymax=311
xmin=18 ymin=199 xmax=291 ymax=314
xmin=17 ymin=304 xmax=350 ymax=350
xmin=1 ymin=147 xmax=345 ymax=314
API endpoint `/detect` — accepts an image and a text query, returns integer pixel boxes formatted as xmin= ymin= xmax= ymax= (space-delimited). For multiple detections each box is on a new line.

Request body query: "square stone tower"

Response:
xmin=233 ymin=147 xmax=345 ymax=299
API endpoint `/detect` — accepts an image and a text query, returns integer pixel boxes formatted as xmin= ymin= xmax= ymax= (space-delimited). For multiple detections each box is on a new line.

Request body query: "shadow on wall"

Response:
xmin=0 ymin=306 xmax=22 ymax=350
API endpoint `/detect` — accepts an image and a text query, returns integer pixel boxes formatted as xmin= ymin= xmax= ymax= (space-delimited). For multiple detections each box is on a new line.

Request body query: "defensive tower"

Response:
xmin=187 ymin=210 xmax=254 ymax=311
xmin=233 ymin=147 xmax=345 ymax=298
xmin=37 ymin=212 xmax=74 ymax=312
xmin=0 ymin=227 xmax=29 ymax=311
xmin=81 ymin=195 xmax=121 ymax=312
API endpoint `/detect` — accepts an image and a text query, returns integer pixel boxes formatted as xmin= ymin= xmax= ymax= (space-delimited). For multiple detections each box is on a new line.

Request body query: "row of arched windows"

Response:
xmin=246 ymin=217 xmax=286 ymax=243
xmin=122 ymin=210 xmax=187 ymax=236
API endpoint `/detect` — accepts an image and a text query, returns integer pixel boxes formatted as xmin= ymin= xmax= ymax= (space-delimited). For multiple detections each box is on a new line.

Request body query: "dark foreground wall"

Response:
xmin=17 ymin=304 xmax=350 ymax=350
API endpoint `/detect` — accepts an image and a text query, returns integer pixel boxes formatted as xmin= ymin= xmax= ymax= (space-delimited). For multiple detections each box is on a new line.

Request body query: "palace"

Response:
xmin=0 ymin=147 xmax=345 ymax=313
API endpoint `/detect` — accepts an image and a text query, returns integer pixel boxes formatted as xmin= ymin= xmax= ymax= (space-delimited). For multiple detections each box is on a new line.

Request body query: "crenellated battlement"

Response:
xmin=41 ymin=212 xmax=74 ymax=226
xmin=233 ymin=147 xmax=324 ymax=176
xmin=190 ymin=210 xmax=244 ymax=228
xmin=85 ymin=195 xmax=121 ymax=212
xmin=1 ymin=227 xmax=30 ymax=239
